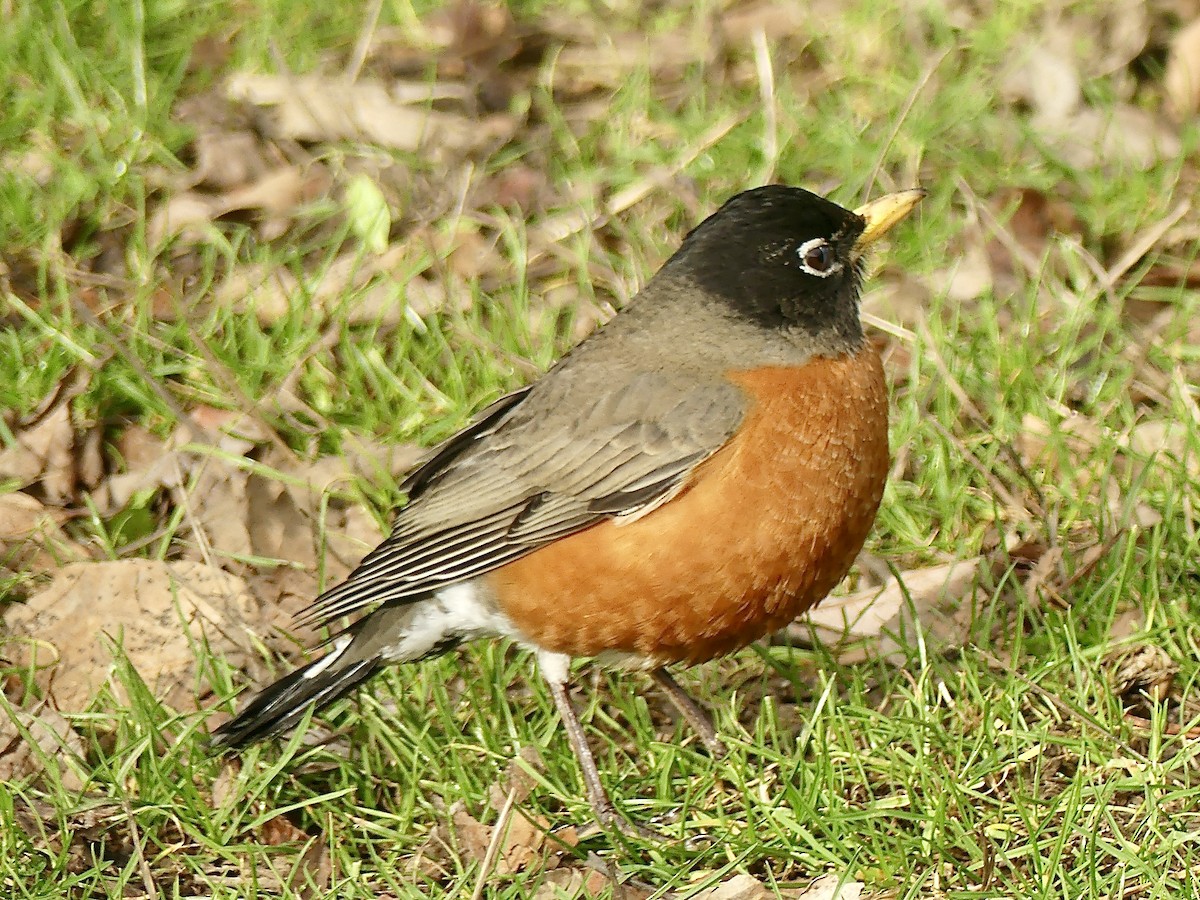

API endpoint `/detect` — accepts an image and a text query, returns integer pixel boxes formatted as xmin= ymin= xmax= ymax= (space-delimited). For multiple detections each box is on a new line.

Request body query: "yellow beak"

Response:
xmin=853 ymin=189 xmax=926 ymax=248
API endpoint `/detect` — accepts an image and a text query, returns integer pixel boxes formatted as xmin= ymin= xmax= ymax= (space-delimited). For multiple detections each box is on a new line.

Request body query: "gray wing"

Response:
xmin=301 ymin=371 xmax=747 ymax=627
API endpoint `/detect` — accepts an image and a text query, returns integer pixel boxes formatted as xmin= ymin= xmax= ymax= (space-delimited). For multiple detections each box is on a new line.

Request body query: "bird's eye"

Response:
xmin=797 ymin=238 xmax=839 ymax=277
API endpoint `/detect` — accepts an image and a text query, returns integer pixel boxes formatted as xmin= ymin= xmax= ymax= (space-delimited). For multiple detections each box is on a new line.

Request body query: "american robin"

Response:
xmin=212 ymin=184 xmax=924 ymax=834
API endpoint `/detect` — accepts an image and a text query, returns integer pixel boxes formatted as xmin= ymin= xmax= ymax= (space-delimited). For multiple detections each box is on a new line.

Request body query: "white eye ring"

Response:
xmin=797 ymin=238 xmax=842 ymax=278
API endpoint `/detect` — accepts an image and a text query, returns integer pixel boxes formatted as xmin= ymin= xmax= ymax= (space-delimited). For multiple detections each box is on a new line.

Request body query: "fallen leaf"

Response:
xmin=784 ymin=873 xmax=865 ymax=900
xmin=146 ymin=192 xmax=223 ymax=248
xmin=689 ymin=873 xmax=773 ymax=900
xmin=720 ymin=3 xmax=808 ymax=45
xmin=293 ymin=835 xmax=333 ymax=900
xmin=487 ymin=744 xmax=546 ymax=810
xmin=930 ymin=229 xmax=994 ymax=303
xmin=187 ymin=458 xmax=255 ymax=561
xmin=0 ymin=704 xmax=87 ymax=791
xmin=1165 ymin=17 xmax=1200 ymax=119
xmin=1105 ymin=644 xmax=1178 ymax=703
xmin=1004 ymin=43 xmax=1081 ymax=126
xmin=0 ymin=492 xmax=70 ymax=542
xmin=798 ymin=557 xmax=991 ymax=664
xmin=259 ymin=813 xmax=309 ymax=846
xmin=192 ymin=126 xmax=273 ymax=192
xmin=1004 ymin=37 xmax=1181 ymax=169
xmin=209 ymin=246 xmax=453 ymax=325
xmin=449 ymin=801 xmax=492 ymax=863
xmin=77 ymin=424 xmax=105 ymax=490
xmin=1049 ymin=104 xmax=1181 ymax=170
xmin=994 ymin=186 xmax=1083 ymax=261
xmin=148 ymin=164 xmax=330 ymax=248
xmin=1016 ymin=412 xmax=1105 ymax=479
xmin=2 ymin=559 xmax=265 ymax=712
xmin=96 ymin=427 xmax=179 ymax=514
xmin=226 ymin=73 xmax=516 ymax=155
xmin=496 ymin=811 xmax=551 ymax=876
xmin=471 ymin=164 xmax=548 ymax=211
xmin=0 ymin=402 xmax=75 ymax=503
xmin=173 ymin=91 xmax=275 ymax=191
xmin=1128 ymin=419 xmax=1197 ymax=474
xmin=210 ymin=759 xmax=241 ymax=809
xmin=552 ymin=28 xmax=714 ymax=96
xmin=13 ymin=795 xmax=125 ymax=878
xmin=533 ymin=867 xmax=631 ymax=900
xmin=0 ymin=490 xmax=87 ymax=578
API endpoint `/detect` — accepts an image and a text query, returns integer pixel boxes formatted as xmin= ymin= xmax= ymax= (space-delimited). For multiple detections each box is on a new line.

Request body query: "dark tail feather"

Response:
xmin=211 ymin=649 xmax=381 ymax=750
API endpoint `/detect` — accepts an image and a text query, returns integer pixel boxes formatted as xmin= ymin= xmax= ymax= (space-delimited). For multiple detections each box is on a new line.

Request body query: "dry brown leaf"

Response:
xmin=1004 ymin=36 xmax=1181 ymax=169
xmin=146 ymin=192 xmax=223 ymax=248
xmin=96 ymin=428 xmax=179 ymax=513
xmin=0 ymin=402 xmax=75 ymax=503
xmin=418 ymin=771 xmax=574 ymax=884
xmin=294 ymin=835 xmax=333 ymax=900
xmin=552 ymin=29 xmax=713 ymax=95
xmin=238 ymin=447 xmax=391 ymax=581
xmin=95 ymin=409 xmax=263 ymax=516
xmin=497 ymin=812 xmax=552 ymax=876
xmin=1020 ymin=411 xmax=1195 ymax=512
xmin=471 ymin=164 xmax=549 ymax=211
xmin=689 ymin=873 xmax=773 ymax=900
xmin=995 ymin=186 xmax=1083 ymax=261
xmin=210 ymin=759 xmax=241 ymax=809
xmin=244 ymin=568 xmax=324 ymax=648
xmin=220 ymin=165 xmax=324 ymax=221
xmin=0 ymin=491 xmax=86 ymax=577
xmin=783 ymin=873 xmax=865 ymax=900
xmin=0 ymin=705 xmax=87 ymax=791
xmin=148 ymin=164 xmax=330 ymax=248
xmin=932 ymin=229 xmax=994 ymax=303
xmin=210 ymin=246 xmax=453 ymax=325
xmin=1105 ymin=644 xmax=1178 ymax=702
xmin=259 ymin=813 xmax=309 ymax=846
xmin=173 ymin=91 xmax=275 ymax=191
xmin=1128 ymin=419 xmax=1197 ymax=473
xmin=226 ymin=73 xmax=515 ymax=154
xmin=1016 ymin=411 xmax=1105 ymax=479
xmin=923 ymin=187 xmax=1080 ymax=315
xmin=1051 ymin=104 xmax=1182 ymax=170
xmin=720 ymin=3 xmax=807 ymax=45
xmin=192 ymin=127 xmax=273 ymax=192
xmin=449 ymin=801 xmax=493 ymax=862
xmin=12 ymin=794 xmax=126 ymax=880
xmin=532 ymin=867 xmax=628 ymax=900
xmin=798 ymin=557 xmax=990 ymax=664
xmin=1165 ymin=18 xmax=1200 ymax=119
xmin=0 ymin=492 xmax=70 ymax=542
xmin=77 ymin=425 xmax=105 ymax=491
xmin=1005 ymin=44 xmax=1082 ymax=125
xmin=2 ymin=559 xmax=264 ymax=712
xmin=487 ymin=744 xmax=547 ymax=810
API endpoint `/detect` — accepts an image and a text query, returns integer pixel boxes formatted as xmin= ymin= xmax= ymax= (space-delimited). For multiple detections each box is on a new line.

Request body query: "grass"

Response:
xmin=2 ymin=0 xmax=1200 ymax=897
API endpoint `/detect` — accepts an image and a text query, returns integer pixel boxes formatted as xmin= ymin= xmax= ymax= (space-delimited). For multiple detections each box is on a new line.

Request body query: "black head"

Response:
xmin=664 ymin=185 xmax=870 ymax=351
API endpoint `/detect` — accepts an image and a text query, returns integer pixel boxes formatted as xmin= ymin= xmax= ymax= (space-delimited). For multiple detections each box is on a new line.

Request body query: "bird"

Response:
xmin=211 ymin=183 xmax=924 ymax=835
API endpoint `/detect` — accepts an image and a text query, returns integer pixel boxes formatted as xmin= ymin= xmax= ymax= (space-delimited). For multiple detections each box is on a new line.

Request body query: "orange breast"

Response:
xmin=486 ymin=348 xmax=890 ymax=665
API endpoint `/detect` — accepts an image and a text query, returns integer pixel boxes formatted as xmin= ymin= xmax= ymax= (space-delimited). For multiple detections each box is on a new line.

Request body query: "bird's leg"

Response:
xmin=540 ymin=653 xmax=662 ymax=839
xmin=649 ymin=668 xmax=727 ymax=757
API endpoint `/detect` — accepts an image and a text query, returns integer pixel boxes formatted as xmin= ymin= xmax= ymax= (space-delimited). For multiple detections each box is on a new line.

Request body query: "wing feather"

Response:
xmin=300 ymin=372 xmax=747 ymax=628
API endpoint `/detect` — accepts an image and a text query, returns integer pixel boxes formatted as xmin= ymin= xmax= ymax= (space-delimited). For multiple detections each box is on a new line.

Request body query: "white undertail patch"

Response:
xmin=302 ymin=635 xmax=352 ymax=678
xmin=381 ymin=580 xmax=519 ymax=663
